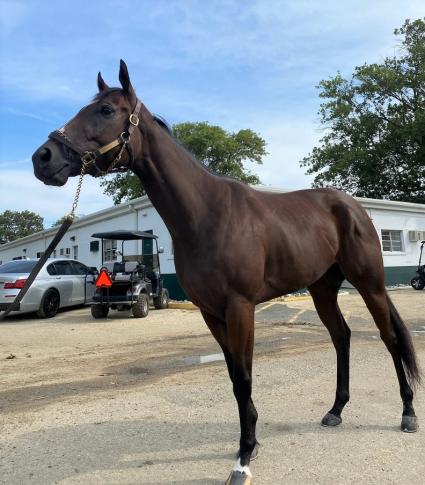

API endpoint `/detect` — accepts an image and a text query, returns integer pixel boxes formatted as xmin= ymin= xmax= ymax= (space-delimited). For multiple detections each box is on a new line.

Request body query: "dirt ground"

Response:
xmin=0 ymin=289 xmax=424 ymax=484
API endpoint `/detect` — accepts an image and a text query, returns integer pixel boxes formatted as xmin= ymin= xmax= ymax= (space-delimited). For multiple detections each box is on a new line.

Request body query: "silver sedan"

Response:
xmin=0 ymin=259 xmax=97 ymax=318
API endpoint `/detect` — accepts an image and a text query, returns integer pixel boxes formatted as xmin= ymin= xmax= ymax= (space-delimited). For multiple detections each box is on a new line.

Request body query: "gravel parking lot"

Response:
xmin=0 ymin=289 xmax=424 ymax=484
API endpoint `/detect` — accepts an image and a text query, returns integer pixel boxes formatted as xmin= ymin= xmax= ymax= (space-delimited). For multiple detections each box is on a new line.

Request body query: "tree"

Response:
xmin=101 ymin=121 xmax=266 ymax=204
xmin=0 ymin=210 xmax=44 ymax=244
xmin=301 ymin=18 xmax=425 ymax=203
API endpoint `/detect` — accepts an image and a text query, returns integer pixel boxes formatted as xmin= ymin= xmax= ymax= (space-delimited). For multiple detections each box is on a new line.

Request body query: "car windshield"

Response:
xmin=0 ymin=260 xmax=38 ymax=273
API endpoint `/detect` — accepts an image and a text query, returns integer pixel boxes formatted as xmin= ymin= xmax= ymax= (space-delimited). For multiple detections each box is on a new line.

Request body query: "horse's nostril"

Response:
xmin=39 ymin=147 xmax=52 ymax=162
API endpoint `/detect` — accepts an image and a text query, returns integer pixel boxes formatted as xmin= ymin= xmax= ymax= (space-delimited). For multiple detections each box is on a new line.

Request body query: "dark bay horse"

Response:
xmin=32 ymin=61 xmax=420 ymax=485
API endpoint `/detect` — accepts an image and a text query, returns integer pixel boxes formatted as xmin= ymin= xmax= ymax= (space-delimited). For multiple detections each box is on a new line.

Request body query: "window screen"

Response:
xmin=381 ymin=230 xmax=403 ymax=252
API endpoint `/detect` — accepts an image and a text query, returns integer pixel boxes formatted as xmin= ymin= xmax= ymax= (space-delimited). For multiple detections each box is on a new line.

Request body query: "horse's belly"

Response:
xmin=261 ymin=240 xmax=337 ymax=298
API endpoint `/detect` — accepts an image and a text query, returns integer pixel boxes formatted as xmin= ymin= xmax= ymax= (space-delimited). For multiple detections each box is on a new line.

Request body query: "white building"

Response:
xmin=1 ymin=188 xmax=424 ymax=299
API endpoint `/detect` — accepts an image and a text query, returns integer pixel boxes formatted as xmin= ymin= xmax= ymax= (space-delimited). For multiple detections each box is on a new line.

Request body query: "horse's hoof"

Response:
xmin=225 ymin=470 xmax=252 ymax=485
xmin=321 ymin=412 xmax=342 ymax=427
xmin=237 ymin=442 xmax=260 ymax=462
xmin=401 ymin=415 xmax=418 ymax=433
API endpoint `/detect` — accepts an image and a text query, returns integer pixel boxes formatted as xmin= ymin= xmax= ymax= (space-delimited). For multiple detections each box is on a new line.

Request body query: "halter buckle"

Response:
xmin=120 ymin=131 xmax=131 ymax=143
xmin=81 ymin=151 xmax=96 ymax=164
xmin=129 ymin=113 xmax=139 ymax=126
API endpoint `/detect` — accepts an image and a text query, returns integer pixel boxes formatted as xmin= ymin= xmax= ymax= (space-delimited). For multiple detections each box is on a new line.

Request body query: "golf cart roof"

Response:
xmin=91 ymin=230 xmax=158 ymax=240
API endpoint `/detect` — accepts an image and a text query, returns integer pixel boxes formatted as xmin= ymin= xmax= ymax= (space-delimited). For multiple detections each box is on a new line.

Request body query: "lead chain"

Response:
xmin=68 ymin=160 xmax=89 ymax=219
xmin=67 ymin=138 xmax=129 ymax=219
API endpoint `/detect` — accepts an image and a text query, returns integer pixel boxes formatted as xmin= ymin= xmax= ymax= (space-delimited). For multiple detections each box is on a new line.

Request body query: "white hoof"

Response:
xmin=225 ymin=459 xmax=252 ymax=484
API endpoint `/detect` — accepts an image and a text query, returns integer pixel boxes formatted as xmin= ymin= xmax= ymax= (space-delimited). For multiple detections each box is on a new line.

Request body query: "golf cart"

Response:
xmin=90 ymin=230 xmax=169 ymax=318
xmin=411 ymin=240 xmax=425 ymax=290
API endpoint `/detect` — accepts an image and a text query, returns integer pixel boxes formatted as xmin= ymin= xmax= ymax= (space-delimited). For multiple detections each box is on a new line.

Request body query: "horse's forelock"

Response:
xmin=91 ymin=87 xmax=124 ymax=102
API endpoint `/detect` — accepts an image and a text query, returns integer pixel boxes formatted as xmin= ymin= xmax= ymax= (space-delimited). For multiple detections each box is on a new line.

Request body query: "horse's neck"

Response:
xmin=132 ymin=115 xmax=221 ymax=240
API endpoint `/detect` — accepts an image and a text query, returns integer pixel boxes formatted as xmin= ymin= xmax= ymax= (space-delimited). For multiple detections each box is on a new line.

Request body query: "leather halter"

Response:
xmin=48 ymin=99 xmax=142 ymax=175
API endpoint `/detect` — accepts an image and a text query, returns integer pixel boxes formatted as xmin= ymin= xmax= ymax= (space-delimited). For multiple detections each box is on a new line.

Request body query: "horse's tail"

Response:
xmin=386 ymin=294 xmax=421 ymax=389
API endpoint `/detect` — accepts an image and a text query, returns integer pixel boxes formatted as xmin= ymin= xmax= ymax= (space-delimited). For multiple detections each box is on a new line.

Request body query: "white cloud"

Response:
xmin=249 ymin=116 xmax=319 ymax=189
xmin=2 ymin=0 xmax=423 ymax=103
xmin=1 ymin=0 xmax=424 ymax=212
xmin=0 ymin=167 xmax=113 ymax=227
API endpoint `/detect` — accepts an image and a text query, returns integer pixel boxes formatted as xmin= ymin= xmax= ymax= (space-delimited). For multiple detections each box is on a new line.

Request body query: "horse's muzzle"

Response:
xmin=32 ymin=140 xmax=72 ymax=186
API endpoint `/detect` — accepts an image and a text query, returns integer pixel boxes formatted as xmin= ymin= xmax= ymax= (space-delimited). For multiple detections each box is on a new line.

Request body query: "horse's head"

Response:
xmin=32 ymin=60 xmax=141 ymax=186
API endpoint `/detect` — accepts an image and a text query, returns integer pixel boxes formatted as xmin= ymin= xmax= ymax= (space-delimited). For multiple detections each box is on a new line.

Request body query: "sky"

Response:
xmin=1 ymin=0 xmax=424 ymax=228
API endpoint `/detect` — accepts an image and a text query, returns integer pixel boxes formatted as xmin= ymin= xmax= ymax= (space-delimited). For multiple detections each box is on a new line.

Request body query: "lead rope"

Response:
xmin=0 ymin=102 xmax=140 ymax=322
xmin=0 ymin=161 xmax=89 ymax=322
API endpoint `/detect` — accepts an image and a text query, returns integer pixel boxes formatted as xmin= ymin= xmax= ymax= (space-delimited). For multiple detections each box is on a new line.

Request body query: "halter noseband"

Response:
xmin=48 ymin=99 xmax=142 ymax=175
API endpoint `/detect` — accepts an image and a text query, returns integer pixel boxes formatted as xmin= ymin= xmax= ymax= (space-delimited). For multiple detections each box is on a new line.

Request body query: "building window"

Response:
xmin=59 ymin=248 xmax=64 ymax=256
xmin=73 ymin=245 xmax=78 ymax=260
xmin=90 ymin=240 xmax=99 ymax=252
xmin=36 ymin=251 xmax=44 ymax=258
xmin=103 ymin=239 xmax=117 ymax=261
xmin=53 ymin=250 xmax=57 ymax=258
xmin=381 ymin=230 xmax=403 ymax=252
xmin=65 ymin=247 xmax=71 ymax=257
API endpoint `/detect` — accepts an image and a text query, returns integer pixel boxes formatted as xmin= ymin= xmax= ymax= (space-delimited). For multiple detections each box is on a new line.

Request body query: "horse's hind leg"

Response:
xmin=352 ymin=286 xmax=419 ymax=432
xmin=308 ymin=264 xmax=351 ymax=427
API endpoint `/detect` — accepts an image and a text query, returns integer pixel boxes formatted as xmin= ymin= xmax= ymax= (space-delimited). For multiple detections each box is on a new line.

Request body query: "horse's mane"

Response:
xmin=153 ymin=114 xmax=172 ymax=135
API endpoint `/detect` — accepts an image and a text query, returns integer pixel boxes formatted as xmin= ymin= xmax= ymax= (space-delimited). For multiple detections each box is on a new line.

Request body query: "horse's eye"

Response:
xmin=101 ymin=105 xmax=114 ymax=116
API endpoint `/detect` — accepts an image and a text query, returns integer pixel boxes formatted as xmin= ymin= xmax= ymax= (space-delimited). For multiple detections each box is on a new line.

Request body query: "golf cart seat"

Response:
xmin=101 ymin=262 xmax=126 ymax=274
xmin=102 ymin=262 xmax=115 ymax=273
xmin=124 ymin=261 xmax=139 ymax=273
xmin=114 ymin=261 xmax=143 ymax=282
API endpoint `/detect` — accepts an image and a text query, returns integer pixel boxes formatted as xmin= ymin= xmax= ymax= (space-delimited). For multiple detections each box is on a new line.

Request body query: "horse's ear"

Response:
xmin=119 ymin=59 xmax=135 ymax=98
xmin=97 ymin=72 xmax=109 ymax=92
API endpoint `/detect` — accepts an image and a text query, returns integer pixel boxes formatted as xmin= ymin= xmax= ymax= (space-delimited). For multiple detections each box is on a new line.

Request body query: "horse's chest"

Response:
xmin=173 ymin=243 xmax=263 ymax=313
xmin=173 ymin=248 xmax=231 ymax=306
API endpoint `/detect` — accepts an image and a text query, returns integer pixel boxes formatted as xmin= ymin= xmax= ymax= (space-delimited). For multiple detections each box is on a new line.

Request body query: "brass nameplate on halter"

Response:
xmin=98 ymin=139 xmax=121 ymax=155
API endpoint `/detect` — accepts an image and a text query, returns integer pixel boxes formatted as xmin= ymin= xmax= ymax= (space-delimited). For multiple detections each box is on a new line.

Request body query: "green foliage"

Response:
xmin=101 ymin=172 xmax=147 ymax=205
xmin=101 ymin=121 xmax=266 ymax=204
xmin=52 ymin=215 xmax=79 ymax=227
xmin=0 ymin=210 xmax=44 ymax=244
xmin=173 ymin=122 xmax=265 ymax=182
xmin=301 ymin=18 xmax=425 ymax=203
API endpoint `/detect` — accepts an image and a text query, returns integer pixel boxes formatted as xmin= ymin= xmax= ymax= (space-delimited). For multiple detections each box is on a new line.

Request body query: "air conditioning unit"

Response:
xmin=408 ymin=230 xmax=425 ymax=242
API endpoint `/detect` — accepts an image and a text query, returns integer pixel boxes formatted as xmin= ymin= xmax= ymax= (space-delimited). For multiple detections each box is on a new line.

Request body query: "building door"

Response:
xmin=142 ymin=230 xmax=153 ymax=270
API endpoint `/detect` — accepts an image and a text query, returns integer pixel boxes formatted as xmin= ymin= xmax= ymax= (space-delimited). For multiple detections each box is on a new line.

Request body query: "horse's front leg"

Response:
xmin=225 ymin=298 xmax=258 ymax=485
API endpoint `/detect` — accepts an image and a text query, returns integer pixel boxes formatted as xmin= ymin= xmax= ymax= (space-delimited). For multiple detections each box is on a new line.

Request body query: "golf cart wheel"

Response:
xmin=37 ymin=289 xmax=60 ymax=318
xmin=91 ymin=304 xmax=110 ymax=318
xmin=154 ymin=288 xmax=169 ymax=309
xmin=411 ymin=277 xmax=425 ymax=290
xmin=132 ymin=293 xmax=149 ymax=318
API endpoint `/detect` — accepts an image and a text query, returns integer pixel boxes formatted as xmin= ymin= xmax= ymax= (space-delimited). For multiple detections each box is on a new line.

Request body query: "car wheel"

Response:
xmin=132 ymin=293 xmax=149 ymax=318
xmin=37 ymin=289 xmax=60 ymax=318
xmin=411 ymin=277 xmax=425 ymax=290
xmin=91 ymin=304 xmax=110 ymax=318
xmin=154 ymin=288 xmax=169 ymax=309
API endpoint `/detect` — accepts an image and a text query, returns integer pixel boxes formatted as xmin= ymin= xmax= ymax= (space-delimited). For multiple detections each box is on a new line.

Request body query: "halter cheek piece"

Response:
xmin=48 ymin=99 xmax=142 ymax=175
